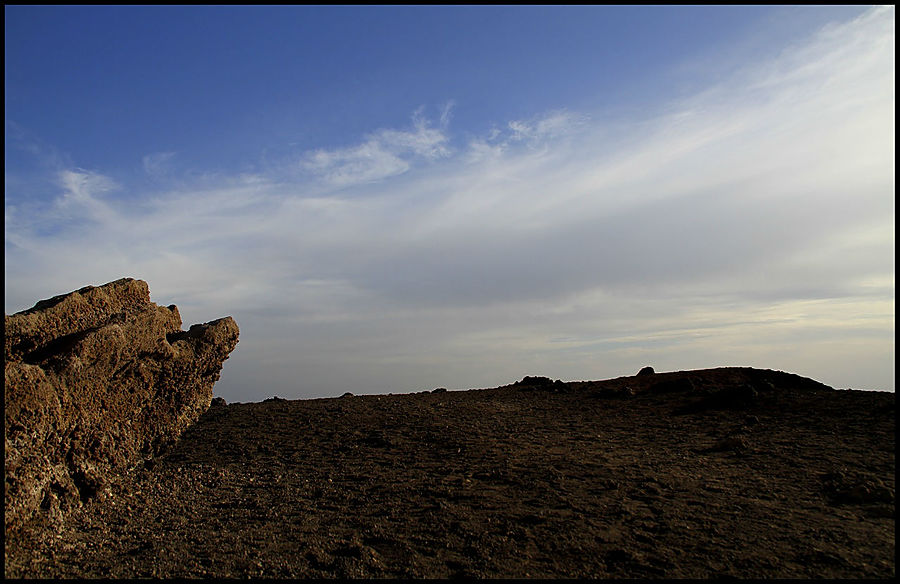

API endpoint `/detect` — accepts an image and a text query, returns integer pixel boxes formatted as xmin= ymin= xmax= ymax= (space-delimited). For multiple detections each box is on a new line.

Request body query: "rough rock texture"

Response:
xmin=4 ymin=278 xmax=239 ymax=534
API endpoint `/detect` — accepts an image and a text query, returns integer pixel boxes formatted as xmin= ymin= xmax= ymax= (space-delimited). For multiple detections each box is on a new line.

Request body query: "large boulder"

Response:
xmin=4 ymin=278 xmax=239 ymax=533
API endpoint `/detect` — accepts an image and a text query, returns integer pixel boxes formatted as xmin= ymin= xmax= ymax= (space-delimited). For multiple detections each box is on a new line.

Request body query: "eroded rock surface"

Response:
xmin=4 ymin=278 xmax=239 ymax=534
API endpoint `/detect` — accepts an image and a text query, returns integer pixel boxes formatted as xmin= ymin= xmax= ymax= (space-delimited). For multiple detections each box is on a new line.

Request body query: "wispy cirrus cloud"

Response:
xmin=507 ymin=110 xmax=587 ymax=143
xmin=142 ymin=151 xmax=177 ymax=179
xmin=300 ymin=107 xmax=453 ymax=187
xmin=4 ymin=7 xmax=894 ymax=399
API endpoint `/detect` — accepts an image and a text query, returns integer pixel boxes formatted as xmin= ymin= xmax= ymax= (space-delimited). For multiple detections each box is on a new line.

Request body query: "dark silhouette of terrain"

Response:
xmin=4 ymin=367 xmax=894 ymax=578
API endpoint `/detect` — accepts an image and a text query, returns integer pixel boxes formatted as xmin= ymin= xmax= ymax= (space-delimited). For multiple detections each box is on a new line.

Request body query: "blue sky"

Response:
xmin=5 ymin=5 xmax=894 ymax=400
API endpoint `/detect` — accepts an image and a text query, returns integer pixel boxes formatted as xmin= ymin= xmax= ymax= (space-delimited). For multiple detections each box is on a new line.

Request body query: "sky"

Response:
xmin=5 ymin=5 xmax=895 ymax=401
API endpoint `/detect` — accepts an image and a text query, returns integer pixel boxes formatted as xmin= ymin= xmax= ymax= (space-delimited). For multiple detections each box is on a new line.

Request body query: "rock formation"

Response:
xmin=4 ymin=278 xmax=239 ymax=534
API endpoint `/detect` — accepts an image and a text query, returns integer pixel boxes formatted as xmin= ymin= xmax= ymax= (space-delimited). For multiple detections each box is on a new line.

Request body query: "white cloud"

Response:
xmin=506 ymin=110 xmax=586 ymax=144
xmin=142 ymin=151 xmax=177 ymax=178
xmin=55 ymin=169 xmax=121 ymax=226
xmin=300 ymin=107 xmax=452 ymax=187
xmin=439 ymin=100 xmax=455 ymax=129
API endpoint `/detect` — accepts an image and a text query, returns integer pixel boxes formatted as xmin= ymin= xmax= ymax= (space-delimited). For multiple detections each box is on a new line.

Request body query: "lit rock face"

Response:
xmin=4 ymin=278 xmax=239 ymax=533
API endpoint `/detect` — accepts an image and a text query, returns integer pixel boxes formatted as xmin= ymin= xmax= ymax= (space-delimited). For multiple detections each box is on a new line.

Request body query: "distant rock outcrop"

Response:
xmin=514 ymin=376 xmax=555 ymax=388
xmin=4 ymin=278 xmax=239 ymax=534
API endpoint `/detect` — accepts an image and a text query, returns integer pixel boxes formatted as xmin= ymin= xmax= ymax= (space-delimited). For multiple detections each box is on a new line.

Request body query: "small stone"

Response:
xmin=711 ymin=435 xmax=750 ymax=452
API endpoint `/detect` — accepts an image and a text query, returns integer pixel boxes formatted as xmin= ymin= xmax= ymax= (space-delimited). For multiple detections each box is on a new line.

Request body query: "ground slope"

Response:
xmin=4 ymin=367 xmax=894 ymax=578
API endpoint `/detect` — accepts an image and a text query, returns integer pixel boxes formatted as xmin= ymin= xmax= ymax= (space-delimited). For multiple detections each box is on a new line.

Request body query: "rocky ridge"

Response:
xmin=4 ymin=278 xmax=239 ymax=534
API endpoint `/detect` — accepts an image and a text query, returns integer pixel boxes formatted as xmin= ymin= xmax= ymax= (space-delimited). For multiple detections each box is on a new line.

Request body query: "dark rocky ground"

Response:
xmin=4 ymin=367 xmax=895 ymax=579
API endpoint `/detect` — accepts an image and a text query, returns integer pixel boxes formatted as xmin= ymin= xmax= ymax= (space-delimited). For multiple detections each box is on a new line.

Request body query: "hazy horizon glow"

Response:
xmin=5 ymin=6 xmax=894 ymax=400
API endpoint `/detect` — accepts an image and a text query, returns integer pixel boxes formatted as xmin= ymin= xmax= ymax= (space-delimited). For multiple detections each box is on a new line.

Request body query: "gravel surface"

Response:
xmin=5 ymin=367 xmax=895 ymax=578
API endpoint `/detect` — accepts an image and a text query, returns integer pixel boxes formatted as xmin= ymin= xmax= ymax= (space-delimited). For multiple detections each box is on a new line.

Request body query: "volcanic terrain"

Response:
xmin=4 ymin=367 xmax=895 ymax=578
